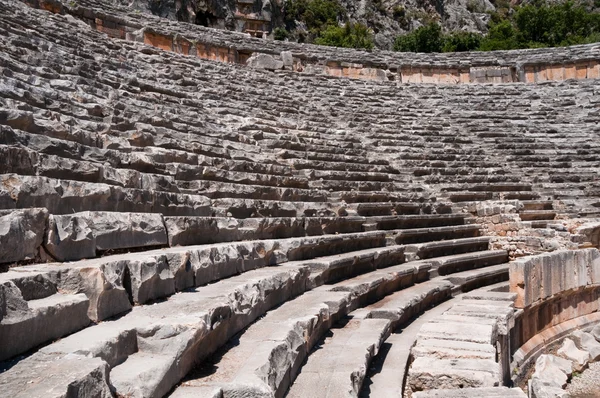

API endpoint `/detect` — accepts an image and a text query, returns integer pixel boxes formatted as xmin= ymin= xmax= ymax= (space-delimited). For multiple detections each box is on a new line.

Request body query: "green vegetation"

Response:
xmin=274 ymin=27 xmax=289 ymax=41
xmin=315 ymin=22 xmax=374 ymax=49
xmin=283 ymin=0 xmax=344 ymax=33
xmin=279 ymin=0 xmax=374 ymax=48
xmin=393 ymin=23 xmax=482 ymax=52
xmin=393 ymin=0 xmax=600 ymax=53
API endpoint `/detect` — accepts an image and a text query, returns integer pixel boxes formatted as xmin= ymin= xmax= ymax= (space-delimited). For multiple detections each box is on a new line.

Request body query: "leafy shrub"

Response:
xmin=284 ymin=0 xmax=345 ymax=32
xmin=393 ymin=23 xmax=443 ymax=52
xmin=442 ymin=31 xmax=482 ymax=52
xmin=274 ymin=27 xmax=289 ymax=40
xmin=315 ymin=22 xmax=375 ymax=49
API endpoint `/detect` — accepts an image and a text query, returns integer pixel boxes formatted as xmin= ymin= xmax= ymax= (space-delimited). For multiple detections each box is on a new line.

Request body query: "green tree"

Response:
xmin=442 ymin=31 xmax=482 ymax=52
xmin=478 ymin=20 xmax=520 ymax=50
xmin=393 ymin=23 xmax=443 ymax=52
xmin=315 ymin=22 xmax=374 ymax=49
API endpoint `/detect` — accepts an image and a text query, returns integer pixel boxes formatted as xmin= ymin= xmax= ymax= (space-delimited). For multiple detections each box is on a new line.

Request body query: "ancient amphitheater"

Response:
xmin=1 ymin=0 xmax=600 ymax=397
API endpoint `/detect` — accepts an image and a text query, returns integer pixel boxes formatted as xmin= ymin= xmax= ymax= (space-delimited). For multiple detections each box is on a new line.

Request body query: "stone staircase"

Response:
xmin=0 ymin=1 xmax=599 ymax=397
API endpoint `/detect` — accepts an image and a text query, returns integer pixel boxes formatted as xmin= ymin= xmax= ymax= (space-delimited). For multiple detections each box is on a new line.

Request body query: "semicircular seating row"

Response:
xmin=0 ymin=1 xmax=599 ymax=397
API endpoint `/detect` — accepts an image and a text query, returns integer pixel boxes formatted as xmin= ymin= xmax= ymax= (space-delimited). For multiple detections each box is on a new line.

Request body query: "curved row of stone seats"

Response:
xmin=171 ymin=246 xmax=509 ymax=398
xmin=0 ymin=227 xmax=509 ymax=398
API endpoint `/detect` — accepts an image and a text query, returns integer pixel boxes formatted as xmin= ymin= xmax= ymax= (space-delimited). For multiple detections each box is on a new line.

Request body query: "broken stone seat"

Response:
xmin=334 ymin=190 xmax=431 ymax=204
xmin=263 ymin=138 xmax=368 ymax=157
xmin=416 ymin=248 xmax=509 ymax=277
xmin=353 ymin=201 xmax=454 ymax=217
xmin=446 ymin=190 xmax=541 ymax=203
xmin=308 ymin=179 xmax=397 ymax=193
xmin=520 ymin=200 xmax=555 ymax=211
xmin=0 ymin=230 xmax=389 ymax=362
xmin=300 ymin=169 xmax=393 ymax=183
xmin=178 ymin=179 xmax=330 ymax=201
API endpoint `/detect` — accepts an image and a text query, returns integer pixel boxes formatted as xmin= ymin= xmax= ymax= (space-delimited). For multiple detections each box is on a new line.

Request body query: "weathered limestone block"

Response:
xmin=0 ymin=352 xmax=113 ymax=398
xmin=124 ymin=254 xmax=175 ymax=304
xmin=46 ymin=212 xmax=168 ymax=261
xmin=557 ymin=338 xmax=590 ymax=371
xmin=247 ymin=53 xmax=283 ymax=70
xmin=412 ymin=387 xmax=527 ymax=397
xmin=77 ymin=262 xmax=132 ymax=321
xmin=0 ymin=208 xmax=48 ymax=264
xmin=0 ymin=280 xmax=90 ymax=361
xmin=408 ymin=357 xmax=501 ymax=391
xmin=592 ymin=324 xmax=600 ymax=342
xmin=40 ymin=326 xmax=138 ymax=368
xmin=45 ymin=212 xmax=96 ymax=261
xmin=572 ymin=330 xmax=600 ymax=360
xmin=509 ymin=249 xmax=600 ymax=308
xmin=530 ymin=354 xmax=572 ymax=398
xmin=531 ymin=354 xmax=572 ymax=391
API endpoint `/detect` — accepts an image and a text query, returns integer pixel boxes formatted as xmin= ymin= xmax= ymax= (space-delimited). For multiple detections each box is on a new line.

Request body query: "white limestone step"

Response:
xmin=286 ymin=318 xmax=391 ymax=398
xmin=0 ymin=290 xmax=90 ymax=362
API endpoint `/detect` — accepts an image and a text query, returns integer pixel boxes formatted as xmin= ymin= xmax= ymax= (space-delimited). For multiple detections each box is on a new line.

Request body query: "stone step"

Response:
xmin=388 ymin=224 xmax=481 ymax=245
xmin=305 ymin=245 xmax=407 ymax=287
xmin=426 ymin=249 xmax=509 ymax=276
xmin=366 ymin=279 xmax=454 ymax=329
xmin=371 ymin=214 xmax=468 ymax=230
xmin=170 ymin=288 xmax=354 ymax=398
xmin=520 ymin=200 xmax=555 ymax=211
xmin=0 ymin=289 xmax=90 ymax=362
xmin=286 ymin=318 xmax=391 ymax=398
xmin=0 ymin=174 xmax=212 ymax=216
xmin=210 ymin=197 xmax=342 ymax=218
xmin=518 ymin=209 xmax=557 ymax=221
xmin=164 ymin=215 xmax=367 ymax=246
xmin=170 ymin=259 xmax=434 ymax=398
xmin=1 ymin=231 xmax=386 ymax=325
xmin=408 ymin=236 xmax=491 ymax=259
xmin=443 ymin=263 xmax=509 ymax=294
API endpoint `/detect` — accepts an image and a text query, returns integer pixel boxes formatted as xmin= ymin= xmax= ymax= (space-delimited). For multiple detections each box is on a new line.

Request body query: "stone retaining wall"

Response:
xmin=24 ymin=0 xmax=600 ymax=85
xmin=507 ymin=249 xmax=600 ymax=383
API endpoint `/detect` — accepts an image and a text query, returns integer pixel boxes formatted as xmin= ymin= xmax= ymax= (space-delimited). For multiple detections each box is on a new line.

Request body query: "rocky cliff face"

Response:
xmin=111 ymin=0 xmax=496 ymax=49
